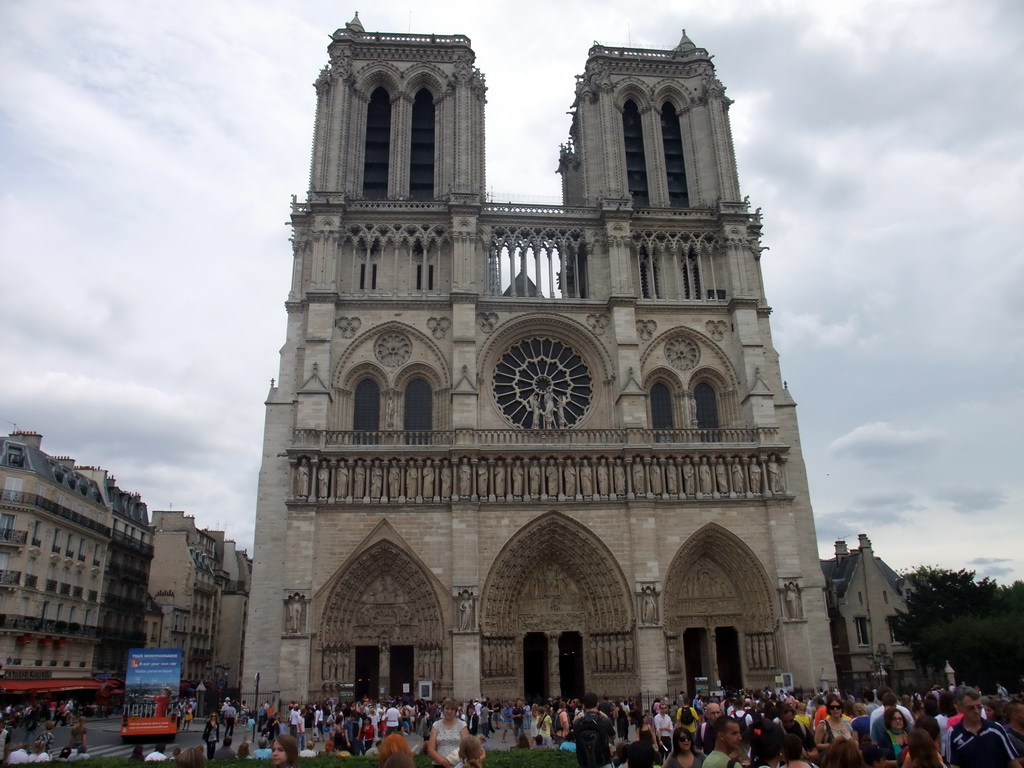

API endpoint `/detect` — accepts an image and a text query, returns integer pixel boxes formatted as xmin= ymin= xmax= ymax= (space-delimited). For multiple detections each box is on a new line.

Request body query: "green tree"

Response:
xmin=890 ymin=566 xmax=998 ymax=667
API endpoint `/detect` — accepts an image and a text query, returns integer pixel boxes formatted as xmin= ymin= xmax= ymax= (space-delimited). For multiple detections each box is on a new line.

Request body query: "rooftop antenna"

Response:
xmin=627 ymin=23 xmax=631 ymax=46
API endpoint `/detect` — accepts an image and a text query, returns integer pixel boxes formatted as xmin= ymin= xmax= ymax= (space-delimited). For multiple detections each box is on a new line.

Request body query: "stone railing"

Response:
xmin=288 ymin=450 xmax=788 ymax=505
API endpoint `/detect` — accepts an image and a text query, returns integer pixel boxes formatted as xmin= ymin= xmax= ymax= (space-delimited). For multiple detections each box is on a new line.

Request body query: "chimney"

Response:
xmin=857 ymin=533 xmax=872 ymax=554
xmin=834 ymin=539 xmax=849 ymax=562
xmin=53 ymin=455 xmax=76 ymax=469
xmin=11 ymin=430 xmax=42 ymax=449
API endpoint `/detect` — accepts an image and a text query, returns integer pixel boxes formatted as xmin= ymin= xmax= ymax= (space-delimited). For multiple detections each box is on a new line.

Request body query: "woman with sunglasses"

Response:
xmin=665 ymin=726 xmax=705 ymax=768
xmin=814 ymin=701 xmax=852 ymax=755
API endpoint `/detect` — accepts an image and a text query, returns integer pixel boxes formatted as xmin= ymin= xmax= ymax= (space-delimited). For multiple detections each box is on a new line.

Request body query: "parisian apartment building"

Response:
xmin=1 ymin=431 xmax=250 ymax=698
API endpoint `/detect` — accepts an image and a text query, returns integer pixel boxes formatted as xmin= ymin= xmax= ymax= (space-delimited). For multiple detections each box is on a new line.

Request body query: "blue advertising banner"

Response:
xmin=124 ymin=648 xmax=181 ymax=718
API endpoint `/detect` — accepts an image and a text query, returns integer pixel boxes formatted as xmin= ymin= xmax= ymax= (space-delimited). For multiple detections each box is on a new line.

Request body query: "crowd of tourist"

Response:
xmin=1 ymin=682 xmax=1021 ymax=768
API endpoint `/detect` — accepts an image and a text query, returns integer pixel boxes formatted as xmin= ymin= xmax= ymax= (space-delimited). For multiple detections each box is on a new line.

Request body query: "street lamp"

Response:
xmin=868 ymin=643 xmax=891 ymax=688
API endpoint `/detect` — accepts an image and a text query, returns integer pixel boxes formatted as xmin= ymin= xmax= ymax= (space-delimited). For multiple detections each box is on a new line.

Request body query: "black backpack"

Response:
xmin=573 ymin=713 xmax=610 ymax=768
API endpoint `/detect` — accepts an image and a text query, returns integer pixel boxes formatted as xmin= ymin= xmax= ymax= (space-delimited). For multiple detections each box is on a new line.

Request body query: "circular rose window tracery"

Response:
xmin=375 ymin=332 xmax=411 ymax=367
xmin=493 ymin=338 xmax=592 ymax=429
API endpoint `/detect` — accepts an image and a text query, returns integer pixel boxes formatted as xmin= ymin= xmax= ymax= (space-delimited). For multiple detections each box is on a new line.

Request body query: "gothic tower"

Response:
xmin=245 ymin=17 xmax=835 ymax=704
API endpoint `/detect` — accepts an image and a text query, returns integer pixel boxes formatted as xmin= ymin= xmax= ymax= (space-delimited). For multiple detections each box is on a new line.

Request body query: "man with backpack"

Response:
xmin=573 ymin=692 xmax=616 ymax=768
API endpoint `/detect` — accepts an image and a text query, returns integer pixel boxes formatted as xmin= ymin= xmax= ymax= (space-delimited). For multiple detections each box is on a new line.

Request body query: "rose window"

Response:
xmin=493 ymin=338 xmax=592 ymax=429
xmin=375 ymin=332 xmax=412 ymax=367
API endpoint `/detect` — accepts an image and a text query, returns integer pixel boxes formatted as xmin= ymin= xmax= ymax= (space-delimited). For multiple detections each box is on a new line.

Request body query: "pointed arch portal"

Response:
xmin=480 ymin=512 xmax=635 ymax=701
xmin=663 ymin=523 xmax=779 ymax=693
xmin=318 ymin=539 xmax=444 ymax=699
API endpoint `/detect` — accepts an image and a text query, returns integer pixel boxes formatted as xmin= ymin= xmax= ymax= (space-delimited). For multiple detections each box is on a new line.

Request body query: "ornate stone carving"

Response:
xmin=335 ymin=317 xmax=362 ymax=338
xmin=587 ymin=313 xmax=610 ymax=335
xmin=782 ymin=581 xmax=804 ymax=620
xmin=636 ymin=319 xmax=657 ymax=341
xmin=665 ymin=336 xmax=700 ymax=371
xmin=426 ymin=317 xmax=451 ymax=339
xmin=477 ymin=312 xmax=499 ymax=333
xmin=638 ymin=584 xmax=659 ymax=626
xmin=375 ymin=332 xmax=412 ymax=367
xmin=456 ymin=587 xmax=477 ymax=632
xmin=285 ymin=592 xmax=308 ymax=634
xmin=706 ymin=319 xmax=727 ymax=340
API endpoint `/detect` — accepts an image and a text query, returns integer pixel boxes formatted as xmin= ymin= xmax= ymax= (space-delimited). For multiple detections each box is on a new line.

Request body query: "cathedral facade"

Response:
xmin=244 ymin=15 xmax=836 ymax=704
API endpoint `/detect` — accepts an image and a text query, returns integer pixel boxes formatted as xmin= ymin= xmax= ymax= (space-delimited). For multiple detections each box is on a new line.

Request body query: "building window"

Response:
xmin=52 ymin=528 xmax=62 ymax=554
xmin=403 ymin=378 xmax=433 ymax=435
xmin=693 ymin=383 xmax=719 ymax=429
xmin=410 ymin=89 xmax=435 ymax=200
xmin=888 ymin=618 xmax=902 ymax=645
xmin=650 ymin=383 xmax=674 ymax=431
xmin=353 ymin=379 xmax=381 ymax=432
xmin=622 ymin=99 xmax=649 ymax=207
xmin=660 ymin=102 xmax=689 ymax=207
xmin=362 ymin=87 xmax=392 ymax=199
xmin=855 ymin=617 xmax=869 ymax=646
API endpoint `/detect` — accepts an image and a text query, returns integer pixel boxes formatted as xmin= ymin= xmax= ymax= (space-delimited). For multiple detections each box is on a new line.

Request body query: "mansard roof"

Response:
xmin=1 ymin=432 xmax=104 ymax=504
xmin=820 ymin=547 xmax=906 ymax=600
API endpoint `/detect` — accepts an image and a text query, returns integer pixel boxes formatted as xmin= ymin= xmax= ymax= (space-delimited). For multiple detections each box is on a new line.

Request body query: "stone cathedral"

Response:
xmin=245 ymin=14 xmax=836 ymax=704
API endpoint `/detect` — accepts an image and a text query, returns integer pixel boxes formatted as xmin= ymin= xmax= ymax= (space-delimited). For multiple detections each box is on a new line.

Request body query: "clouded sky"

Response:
xmin=3 ymin=0 xmax=1022 ymax=583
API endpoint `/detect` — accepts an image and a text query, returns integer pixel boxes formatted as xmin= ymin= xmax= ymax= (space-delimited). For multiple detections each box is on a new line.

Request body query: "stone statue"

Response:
xmin=528 ymin=459 xmax=541 ymax=497
xmin=458 ymin=590 xmax=476 ymax=631
xmin=296 ymin=458 xmax=310 ymax=498
xmin=682 ymin=457 xmax=696 ymax=495
xmin=597 ymin=458 xmax=609 ymax=496
xmin=748 ymin=459 xmax=762 ymax=493
xmin=640 ymin=587 xmax=658 ymax=625
xmin=406 ymin=462 xmax=419 ymax=498
xmin=545 ymin=461 xmax=559 ymax=496
xmin=563 ymin=461 xmax=577 ymax=497
xmin=317 ymin=463 xmax=330 ymax=499
xmin=388 ymin=462 xmax=401 ymax=498
xmin=631 ymin=460 xmax=646 ymax=496
xmin=784 ymin=581 xmax=803 ymax=619
xmin=649 ymin=461 xmax=663 ymax=495
xmin=696 ymin=460 xmax=712 ymax=495
xmin=731 ymin=461 xmax=745 ymax=494
xmin=665 ymin=460 xmax=679 ymax=494
xmin=613 ymin=459 xmax=626 ymax=496
xmin=286 ymin=594 xmax=306 ymax=633
xmin=579 ymin=459 xmax=594 ymax=497
xmin=458 ymin=459 xmax=472 ymax=497
xmin=715 ymin=458 xmax=728 ymax=494
xmin=541 ymin=391 xmax=556 ymax=429
xmin=493 ymin=459 xmax=506 ymax=497
xmin=337 ymin=461 xmax=350 ymax=498
xmin=440 ymin=459 xmax=453 ymax=498
xmin=422 ymin=459 xmax=435 ymax=498
xmin=379 ymin=638 xmax=389 ymax=668
xmin=555 ymin=393 xmax=568 ymax=428
xmin=667 ymin=637 xmax=679 ymax=673
xmin=353 ymin=460 xmax=366 ymax=498
xmin=370 ymin=461 xmax=383 ymax=499
xmin=476 ymin=460 xmax=489 ymax=497
xmin=511 ymin=459 xmax=524 ymax=497
xmin=767 ymin=457 xmax=783 ymax=492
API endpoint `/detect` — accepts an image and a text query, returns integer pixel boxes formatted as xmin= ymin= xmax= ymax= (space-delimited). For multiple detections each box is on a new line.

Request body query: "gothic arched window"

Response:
xmin=410 ymin=89 xmax=435 ymax=200
xmin=660 ymin=102 xmax=689 ymax=207
xmin=650 ymin=382 xmax=674 ymax=430
xmin=353 ymin=378 xmax=381 ymax=432
xmin=622 ymin=100 xmax=649 ymax=207
xmin=404 ymin=378 xmax=433 ymax=436
xmin=363 ymin=87 xmax=391 ymax=199
xmin=694 ymin=382 xmax=719 ymax=429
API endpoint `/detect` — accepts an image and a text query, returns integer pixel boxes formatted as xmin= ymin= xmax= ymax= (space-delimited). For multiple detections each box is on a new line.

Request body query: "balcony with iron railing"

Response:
xmin=0 ymin=570 xmax=22 ymax=586
xmin=0 ymin=490 xmax=111 ymax=536
xmin=105 ymin=562 xmax=150 ymax=583
xmin=0 ymin=614 xmax=99 ymax=638
xmin=24 ymin=574 xmax=38 ymax=589
xmin=110 ymin=529 xmax=154 ymax=557
xmin=0 ymin=527 xmax=28 ymax=545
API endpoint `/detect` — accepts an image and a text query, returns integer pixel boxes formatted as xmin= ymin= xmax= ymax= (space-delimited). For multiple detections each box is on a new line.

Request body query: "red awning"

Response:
xmin=0 ymin=679 xmax=103 ymax=693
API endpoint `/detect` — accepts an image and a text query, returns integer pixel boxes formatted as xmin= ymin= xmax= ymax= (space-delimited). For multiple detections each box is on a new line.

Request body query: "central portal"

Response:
xmin=522 ymin=631 xmax=586 ymax=701
xmin=558 ymin=631 xmax=584 ymax=699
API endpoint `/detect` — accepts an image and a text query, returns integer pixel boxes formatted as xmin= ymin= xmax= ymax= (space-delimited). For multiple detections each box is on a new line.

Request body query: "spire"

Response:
xmin=674 ymin=29 xmax=696 ymax=53
xmin=346 ymin=12 xmax=364 ymax=34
